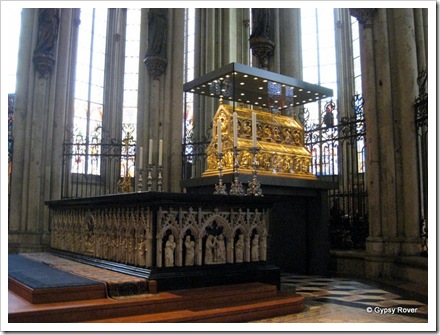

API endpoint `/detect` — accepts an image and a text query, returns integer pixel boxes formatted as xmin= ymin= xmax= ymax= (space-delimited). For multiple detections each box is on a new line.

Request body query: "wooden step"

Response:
xmin=9 ymin=282 xmax=303 ymax=323
xmin=8 ymin=277 xmax=107 ymax=304
xmin=89 ymin=292 xmax=304 ymax=323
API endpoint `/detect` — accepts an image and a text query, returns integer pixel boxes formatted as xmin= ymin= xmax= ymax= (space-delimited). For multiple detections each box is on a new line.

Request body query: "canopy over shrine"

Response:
xmin=183 ymin=62 xmax=333 ymax=112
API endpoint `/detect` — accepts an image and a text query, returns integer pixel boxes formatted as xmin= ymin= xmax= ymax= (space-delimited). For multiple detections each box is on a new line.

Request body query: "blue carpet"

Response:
xmin=8 ymin=254 xmax=102 ymax=289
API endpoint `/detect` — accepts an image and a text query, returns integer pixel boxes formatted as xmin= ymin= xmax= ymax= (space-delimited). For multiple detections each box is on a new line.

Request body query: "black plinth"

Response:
xmin=150 ymin=263 xmax=281 ymax=291
xmin=182 ymin=176 xmax=335 ymax=276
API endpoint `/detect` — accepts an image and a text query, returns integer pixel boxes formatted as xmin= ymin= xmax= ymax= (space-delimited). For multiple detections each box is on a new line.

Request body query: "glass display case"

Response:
xmin=183 ymin=62 xmax=333 ymax=181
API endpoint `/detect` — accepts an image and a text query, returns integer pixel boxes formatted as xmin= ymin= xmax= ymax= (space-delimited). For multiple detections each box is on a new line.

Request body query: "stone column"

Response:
xmin=9 ymin=9 xmax=79 ymax=252
xmin=392 ymin=8 xmax=421 ymax=255
xmin=146 ymin=220 xmax=153 ymax=267
xmin=156 ymin=236 xmax=163 ymax=267
xmin=192 ymin=9 xmax=249 ymax=179
xmin=245 ymin=235 xmax=251 ymax=262
xmin=176 ymin=236 xmax=183 ymax=267
xmin=351 ymin=9 xmax=382 ymax=246
xmin=274 ymin=8 xmax=302 ymax=79
xmin=335 ymin=9 xmax=356 ymax=197
xmin=138 ymin=8 xmax=184 ymax=192
xmin=352 ymin=8 xmax=423 ymax=280
xmin=374 ymin=9 xmax=398 ymax=254
xmin=227 ymin=236 xmax=234 ymax=263
xmin=103 ymin=9 xmax=127 ymax=191
xmin=164 ymin=8 xmax=185 ymax=192
xmin=414 ymin=8 xmax=427 ymax=73
xmin=196 ymin=237 xmax=203 ymax=265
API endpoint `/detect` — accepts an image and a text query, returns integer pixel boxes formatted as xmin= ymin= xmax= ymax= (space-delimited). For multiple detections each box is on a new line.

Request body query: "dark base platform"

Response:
xmin=149 ymin=262 xmax=281 ymax=292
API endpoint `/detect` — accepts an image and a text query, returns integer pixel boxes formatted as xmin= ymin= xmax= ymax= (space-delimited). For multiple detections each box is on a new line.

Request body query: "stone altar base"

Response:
xmin=50 ymin=249 xmax=280 ymax=292
xmin=45 ymin=192 xmax=278 ymax=293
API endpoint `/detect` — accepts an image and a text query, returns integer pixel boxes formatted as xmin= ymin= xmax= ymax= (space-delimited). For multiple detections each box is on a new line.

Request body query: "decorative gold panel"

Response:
xmin=203 ymin=103 xmax=316 ymax=180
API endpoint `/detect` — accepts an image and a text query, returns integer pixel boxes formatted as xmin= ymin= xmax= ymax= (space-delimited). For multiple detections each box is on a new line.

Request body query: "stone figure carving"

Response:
xmin=137 ymin=239 xmax=147 ymax=267
xmin=235 ymin=234 xmax=244 ymax=263
xmin=34 ymin=8 xmax=60 ymax=55
xmin=146 ymin=8 xmax=168 ymax=58
xmin=164 ymin=235 xmax=176 ymax=267
xmin=250 ymin=8 xmax=270 ymax=39
xmin=144 ymin=8 xmax=168 ymax=79
xmin=127 ymin=237 xmax=135 ymax=265
xmin=103 ymin=234 xmax=110 ymax=259
xmin=184 ymin=235 xmax=195 ymax=266
xmin=33 ymin=8 xmax=60 ymax=77
xmin=249 ymin=8 xmax=274 ymax=69
xmin=215 ymin=234 xmax=226 ymax=264
xmin=251 ymin=234 xmax=259 ymax=262
xmin=204 ymin=235 xmax=216 ymax=265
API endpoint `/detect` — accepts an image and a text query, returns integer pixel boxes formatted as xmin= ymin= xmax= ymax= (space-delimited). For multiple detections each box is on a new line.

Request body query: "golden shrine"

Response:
xmin=203 ymin=102 xmax=316 ymax=180
xmin=183 ymin=62 xmax=333 ymax=182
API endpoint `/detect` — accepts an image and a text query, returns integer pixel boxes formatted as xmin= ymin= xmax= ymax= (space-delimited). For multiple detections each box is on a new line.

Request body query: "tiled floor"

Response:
xmin=252 ymin=274 xmax=428 ymax=326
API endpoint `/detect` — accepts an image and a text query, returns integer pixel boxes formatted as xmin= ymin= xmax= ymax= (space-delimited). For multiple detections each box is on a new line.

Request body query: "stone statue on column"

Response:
xmin=144 ymin=8 xmax=168 ymax=79
xmin=33 ymin=8 xmax=60 ymax=78
xmin=249 ymin=8 xmax=274 ymax=69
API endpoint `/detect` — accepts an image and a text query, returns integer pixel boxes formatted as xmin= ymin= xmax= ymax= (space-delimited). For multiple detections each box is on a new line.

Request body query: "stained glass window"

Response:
xmin=72 ymin=8 xmax=107 ymax=175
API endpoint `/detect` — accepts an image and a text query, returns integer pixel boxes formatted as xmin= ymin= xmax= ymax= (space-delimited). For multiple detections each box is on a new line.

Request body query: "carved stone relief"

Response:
xmin=50 ymin=204 xmax=268 ymax=269
xmin=50 ymin=207 xmax=153 ymax=267
xmin=157 ymin=206 xmax=268 ymax=268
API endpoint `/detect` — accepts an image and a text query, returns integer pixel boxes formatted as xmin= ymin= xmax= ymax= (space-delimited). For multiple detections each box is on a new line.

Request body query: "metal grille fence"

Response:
xmin=302 ymin=97 xmax=368 ymax=249
xmin=415 ymin=70 xmax=428 ymax=256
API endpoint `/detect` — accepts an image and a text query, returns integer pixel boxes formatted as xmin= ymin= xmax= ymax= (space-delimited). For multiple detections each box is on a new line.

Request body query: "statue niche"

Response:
xmin=184 ymin=234 xmax=195 ymax=266
xmin=203 ymin=221 xmax=227 ymax=265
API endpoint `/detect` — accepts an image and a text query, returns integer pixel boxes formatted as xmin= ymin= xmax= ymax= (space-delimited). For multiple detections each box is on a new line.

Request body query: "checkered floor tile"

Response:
xmin=281 ymin=274 xmax=428 ymax=320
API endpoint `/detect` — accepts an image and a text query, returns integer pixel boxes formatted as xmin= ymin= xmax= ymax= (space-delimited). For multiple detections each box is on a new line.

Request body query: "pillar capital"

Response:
xmin=349 ymin=8 xmax=377 ymax=25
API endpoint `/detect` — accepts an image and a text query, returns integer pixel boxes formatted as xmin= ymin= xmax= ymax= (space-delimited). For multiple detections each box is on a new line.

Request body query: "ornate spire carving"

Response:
xmin=143 ymin=8 xmax=168 ymax=80
xmin=33 ymin=8 xmax=60 ymax=78
xmin=249 ymin=8 xmax=275 ymax=69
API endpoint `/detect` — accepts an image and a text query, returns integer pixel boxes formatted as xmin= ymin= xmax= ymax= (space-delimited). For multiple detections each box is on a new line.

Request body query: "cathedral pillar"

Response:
xmin=414 ymin=9 xmax=427 ymax=73
xmin=272 ymin=8 xmax=302 ymax=79
xmin=103 ymin=9 xmax=127 ymax=191
xmin=352 ymin=8 xmax=423 ymax=279
xmin=191 ymin=9 xmax=250 ymax=179
xmin=334 ymin=9 xmax=358 ymax=199
xmin=9 ymin=9 xmax=79 ymax=252
xmin=352 ymin=9 xmax=383 ymax=252
xmin=392 ymin=8 xmax=421 ymax=255
xmin=138 ymin=8 xmax=184 ymax=192
xmin=374 ymin=9 xmax=398 ymax=254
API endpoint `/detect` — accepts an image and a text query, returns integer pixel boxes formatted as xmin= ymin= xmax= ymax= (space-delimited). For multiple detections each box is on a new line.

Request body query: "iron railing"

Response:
xmin=61 ymin=124 xmax=136 ymax=198
xmin=302 ymin=97 xmax=368 ymax=249
xmin=415 ymin=70 xmax=428 ymax=256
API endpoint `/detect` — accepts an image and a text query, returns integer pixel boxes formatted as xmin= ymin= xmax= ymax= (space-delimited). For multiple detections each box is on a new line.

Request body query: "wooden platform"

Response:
xmin=9 ymin=282 xmax=304 ymax=323
xmin=8 ymin=277 xmax=107 ymax=304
